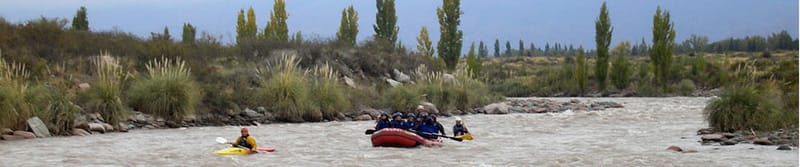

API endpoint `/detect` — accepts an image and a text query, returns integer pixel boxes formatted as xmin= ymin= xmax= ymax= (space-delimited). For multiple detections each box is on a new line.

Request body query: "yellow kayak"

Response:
xmin=213 ymin=147 xmax=276 ymax=155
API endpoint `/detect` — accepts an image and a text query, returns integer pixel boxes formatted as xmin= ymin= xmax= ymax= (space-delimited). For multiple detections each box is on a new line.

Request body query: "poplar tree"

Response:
xmin=182 ymin=23 xmax=196 ymax=44
xmin=416 ymin=26 xmax=434 ymax=58
xmin=650 ymin=6 xmax=676 ymax=90
xmin=71 ymin=6 xmax=89 ymax=31
xmin=336 ymin=5 xmax=359 ymax=47
xmin=595 ymin=1 xmax=613 ymax=91
xmin=374 ymin=0 xmax=399 ymax=47
xmin=436 ymin=0 xmax=463 ymax=71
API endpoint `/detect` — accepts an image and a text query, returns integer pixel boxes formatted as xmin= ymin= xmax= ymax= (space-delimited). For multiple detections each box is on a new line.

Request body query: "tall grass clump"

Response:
xmin=0 ymin=56 xmax=32 ymax=130
xmin=84 ymin=55 xmax=129 ymax=126
xmin=128 ymin=57 xmax=200 ymax=122
xmin=27 ymin=83 xmax=80 ymax=135
xmin=311 ymin=63 xmax=350 ymax=121
xmin=704 ymin=62 xmax=795 ymax=132
xmin=258 ymin=54 xmax=315 ymax=122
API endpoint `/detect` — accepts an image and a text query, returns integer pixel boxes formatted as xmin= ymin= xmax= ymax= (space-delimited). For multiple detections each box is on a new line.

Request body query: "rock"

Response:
xmin=596 ymin=101 xmax=624 ymax=108
xmin=102 ymin=123 xmax=115 ymax=132
xmin=393 ymin=69 xmax=411 ymax=83
xmin=26 ymin=117 xmax=51 ymax=137
xmin=87 ymin=123 xmax=106 ymax=133
xmin=753 ymin=138 xmax=774 ymax=145
xmin=336 ymin=113 xmax=348 ymax=121
xmin=256 ymin=106 xmax=267 ymax=113
xmin=697 ymin=128 xmax=715 ymax=135
xmin=386 ymin=78 xmax=402 ymax=87
xmin=1 ymin=128 xmax=12 ymax=135
xmin=70 ymin=128 xmax=91 ymax=136
xmin=777 ymin=144 xmax=792 ymax=150
xmin=509 ymin=106 xmax=524 ymax=113
xmin=78 ymin=83 xmax=91 ymax=91
xmin=720 ymin=139 xmax=738 ymax=146
xmin=530 ymin=107 xmax=548 ymax=113
xmin=243 ymin=108 xmax=264 ymax=118
xmin=88 ymin=112 xmax=104 ymax=122
xmin=721 ymin=133 xmax=736 ymax=138
xmin=1 ymin=134 xmax=24 ymax=141
xmin=355 ymin=114 xmax=372 ymax=121
xmin=118 ymin=122 xmax=129 ymax=132
xmin=421 ymin=102 xmax=440 ymax=114
xmin=13 ymin=131 xmax=35 ymax=139
xmin=666 ymin=145 xmax=683 ymax=152
xmin=344 ymin=76 xmax=357 ymax=88
xmin=701 ymin=134 xmax=724 ymax=142
xmin=570 ymin=99 xmax=581 ymax=103
xmin=483 ymin=103 xmax=510 ymax=114
xmin=362 ymin=108 xmax=382 ymax=119
xmin=681 ymin=150 xmax=698 ymax=153
xmin=590 ymin=106 xmax=605 ymax=111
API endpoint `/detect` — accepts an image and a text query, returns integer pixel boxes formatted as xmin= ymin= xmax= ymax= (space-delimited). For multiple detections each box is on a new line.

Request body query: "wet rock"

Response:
xmin=570 ymin=99 xmax=581 ymax=103
xmin=393 ymin=69 xmax=411 ymax=83
xmin=701 ymin=134 xmax=724 ymax=142
xmin=530 ymin=107 xmax=548 ymax=113
xmin=697 ymin=128 xmax=715 ymax=135
xmin=753 ymin=138 xmax=774 ymax=145
xmin=721 ymin=133 xmax=736 ymax=139
xmin=102 ymin=123 xmax=115 ymax=132
xmin=362 ymin=108 xmax=382 ymax=119
xmin=336 ymin=113 xmax=348 ymax=121
xmin=1 ymin=128 xmax=12 ymax=135
xmin=509 ymin=106 xmax=524 ymax=113
xmin=88 ymin=112 xmax=104 ymax=122
xmin=13 ymin=131 xmax=35 ymax=139
xmin=256 ymin=106 xmax=267 ymax=113
xmin=777 ymin=144 xmax=792 ymax=150
xmin=344 ymin=76 xmax=357 ymax=88
xmin=681 ymin=150 xmax=698 ymax=153
xmin=355 ymin=114 xmax=372 ymax=121
xmin=87 ymin=123 xmax=106 ymax=133
xmin=1 ymin=134 xmax=24 ymax=141
xmin=720 ymin=139 xmax=738 ymax=146
xmin=70 ymin=129 xmax=91 ymax=136
xmin=590 ymin=106 xmax=605 ymax=111
xmin=483 ymin=103 xmax=510 ymax=114
xmin=421 ymin=102 xmax=440 ymax=114
xmin=386 ymin=78 xmax=402 ymax=87
xmin=243 ymin=108 xmax=264 ymax=118
xmin=666 ymin=145 xmax=683 ymax=152
xmin=165 ymin=121 xmax=180 ymax=128
xmin=262 ymin=112 xmax=276 ymax=121
xmin=27 ymin=117 xmax=51 ymax=137
xmin=117 ymin=122 xmax=129 ymax=132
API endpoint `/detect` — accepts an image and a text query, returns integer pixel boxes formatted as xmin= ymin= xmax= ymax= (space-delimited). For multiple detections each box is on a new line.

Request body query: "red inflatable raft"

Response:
xmin=370 ymin=128 xmax=441 ymax=147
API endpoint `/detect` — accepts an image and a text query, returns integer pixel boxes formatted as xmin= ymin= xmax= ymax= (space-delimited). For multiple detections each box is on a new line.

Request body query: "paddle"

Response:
xmin=364 ymin=129 xmax=376 ymax=135
xmin=409 ymin=130 xmax=463 ymax=142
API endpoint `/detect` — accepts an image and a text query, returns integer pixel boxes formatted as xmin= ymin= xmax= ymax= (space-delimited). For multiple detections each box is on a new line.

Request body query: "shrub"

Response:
xmin=704 ymin=85 xmax=781 ymax=132
xmin=0 ymin=57 xmax=32 ymax=130
xmin=84 ymin=55 xmax=129 ymax=126
xmin=673 ymin=79 xmax=696 ymax=96
xmin=311 ymin=64 xmax=350 ymax=120
xmin=128 ymin=57 xmax=200 ymax=122
xmin=27 ymin=83 xmax=79 ymax=135
xmin=610 ymin=54 xmax=633 ymax=90
xmin=258 ymin=54 xmax=315 ymax=122
xmin=382 ymin=85 xmax=421 ymax=113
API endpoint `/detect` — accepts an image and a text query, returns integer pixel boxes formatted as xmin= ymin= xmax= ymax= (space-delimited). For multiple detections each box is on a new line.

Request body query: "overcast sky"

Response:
xmin=0 ymin=0 xmax=797 ymax=52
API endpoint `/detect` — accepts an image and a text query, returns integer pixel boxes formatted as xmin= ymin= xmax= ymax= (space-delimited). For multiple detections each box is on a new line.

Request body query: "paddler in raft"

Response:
xmin=403 ymin=113 xmax=416 ymax=130
xmin=413 ymin=113 xmax=441 ymax=140
xmin=232 ymin=127 xmax=258 ymax=152
xmin=374 ymin=112 xmax=391 ymax=131
xmin=390 ymin=112 xmax=405 ymax=129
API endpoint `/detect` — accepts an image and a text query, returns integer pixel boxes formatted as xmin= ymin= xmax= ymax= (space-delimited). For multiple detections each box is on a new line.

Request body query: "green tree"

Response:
xmin=436 ymin=0 xmax=463 ymax=71
xmin=466 ymin=42 xmax=481 ymax=78
xmin=416 ymin=26 xmax=434 ymax=58
xmin=650 ymin=6 xmax=676 ymax=91
xmin=505 ymin=41 xmax=512 ymax=56
xmin=610 ymin=41 xmax=633 ymax=89
xmin=478 ymin=41 xmax=488 ymax=58
xmin=594 ymin=1 xmax=613 ymax=91
xmin=768 ymin=30 xmax=794 ymax=50
xmin=182 ymin=23 xmax=196 ymax=44
xmin=236 ymin=9 xmax=246 ymax=44
xmin=684 ymin=34 xmax=708 ymax=55
xmin=292 ymin=31 xmax=303 ymax=45
xmin=494 ymin=39 xmax=500 ymax=57
xmin=575 ymin=46 xmax=588 ymax=96
xmin=336 ymin=5 xmax=359 ymax=47
xmin=263 ymin=0 xmax=289 ymax=42
xmin=246 ymin=7 xmax=257 ymax=39
xmin=638 ymin=38 xmax=649 ymax=56
xmin=374 ymin=0 xmax=399 ymax=47
xmin=161 ymin=27 xmax=172 ymax=41
xmin=518 ymin=40 xmax=525 ymax=56
xmin=529 ymin=43 xmax=536 ymax=56
xmin=71 ymin=6 xmax=89 ymax=31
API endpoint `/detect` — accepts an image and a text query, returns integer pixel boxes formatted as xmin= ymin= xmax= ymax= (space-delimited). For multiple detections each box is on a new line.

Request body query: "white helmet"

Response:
xmin=455 ymin=117 xmax=462 ymax=121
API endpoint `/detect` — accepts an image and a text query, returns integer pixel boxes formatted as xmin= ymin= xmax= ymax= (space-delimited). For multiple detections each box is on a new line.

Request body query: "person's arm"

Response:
xmin=247 ymin=136 xmax=257 ymax=151
xmin=437 ymin=123 xmax=446 ymax=135
xmin=231 ymin=136 xmax=241 ymax=147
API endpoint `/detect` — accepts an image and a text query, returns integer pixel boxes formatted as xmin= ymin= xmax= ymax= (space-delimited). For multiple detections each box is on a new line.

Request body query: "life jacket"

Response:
xmin=237 ymin=135 xmax=253 ymax=149
xmin=404 ymin=120 xmax=416 ymax=130
xmin=390 ymin=120 xmax=404 ymax=129
xmin=375 ymin=119 xmax=391 ymax=131
xmin=453 ymin=124 xmax=468 ymax=136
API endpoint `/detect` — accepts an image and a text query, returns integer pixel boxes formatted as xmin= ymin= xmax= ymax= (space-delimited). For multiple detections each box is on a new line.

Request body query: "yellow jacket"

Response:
xmin=232 ymin=135 xmax=257 ymax=151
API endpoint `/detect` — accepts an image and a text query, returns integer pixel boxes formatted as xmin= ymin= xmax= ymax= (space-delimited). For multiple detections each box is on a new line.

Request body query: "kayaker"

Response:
xmin=374 ymin=112 xmax=391 ymax=131
xmin=390 ymin=112 xmax=405 ymax=128
xmin=232 ymin=127 xmax=257 ymax=152
xmin=453 ymin=117 xmax=470 ymax=136
xmin=403 ymin=113 xmax=416 ymax=130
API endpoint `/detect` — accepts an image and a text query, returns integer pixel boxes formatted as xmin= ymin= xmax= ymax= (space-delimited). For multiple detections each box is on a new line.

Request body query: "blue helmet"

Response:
xmin=392 ymin=112 xmax=403 ymax=118
xmin=419 ymin=112 xmax=429 ymax=117
xmin=406 ymin=113 xmax=416 ymax=118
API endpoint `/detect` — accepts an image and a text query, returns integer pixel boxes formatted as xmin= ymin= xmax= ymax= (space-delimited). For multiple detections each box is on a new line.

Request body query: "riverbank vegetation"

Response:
xmin=0 ymin=0 xmax=796 ymax=136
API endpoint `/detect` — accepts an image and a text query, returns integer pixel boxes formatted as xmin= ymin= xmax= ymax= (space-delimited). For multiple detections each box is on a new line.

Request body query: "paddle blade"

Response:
xmin=458 ymin=134 xmax=474 ymax=140
xmin=216 ymin=137 xmax=228 ymax=144
xmin=365 ymin=129 xmax=376 ymax=135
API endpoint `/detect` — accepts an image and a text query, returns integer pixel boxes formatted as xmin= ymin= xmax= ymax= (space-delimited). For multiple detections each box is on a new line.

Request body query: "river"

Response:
xmin=0 ymin=97 xmax=796 ymax=166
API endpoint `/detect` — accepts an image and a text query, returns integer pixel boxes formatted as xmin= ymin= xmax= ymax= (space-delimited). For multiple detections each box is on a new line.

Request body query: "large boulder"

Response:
xmin=753 ymin=138 xmax=774 ymax=145
xmin=70 ymin=128 xmax=91 ymax=136
xmin=1 ymin=134 xmax=24 ymax=141
xmin=362 ymin=108 xmax=382 ymax=119
xmin=102 ymin=123 xmax=115 ymax=132
xmin=87 ymin=123 xmax=106 ymax=133
xmin=117 ymin=122 xmax=129 ymax=132
xmin=701 ymin=134 xmax=724 ymax=142
xmin=483 ymin=103 xmax=510 ymax=114
xmin=13 ymin=131 xmax=35 ymax=139
xmin=421 ymin=102 xmax=439 ymax=114
xmin=243 ymin=108 xmax=264 ymax=118
xmin=393 ymin=69 xmax=411 ymax=83
xmin=1 ymin=128 xmax=12 ymax=135
xmin=777 ymin=144 xmax=792 ymax=150
xmin=355 ymin=114 xmax=373 ymax=121
xmin=26 ymin=117 xmax=51 ymax=137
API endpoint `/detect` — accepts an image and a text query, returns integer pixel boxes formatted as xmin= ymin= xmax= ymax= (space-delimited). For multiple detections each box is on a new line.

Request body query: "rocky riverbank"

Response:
xmin=0 ymin=98 xmax=626 ymax=141
xmin=696 ymin=128 xmax=798 ymax=150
